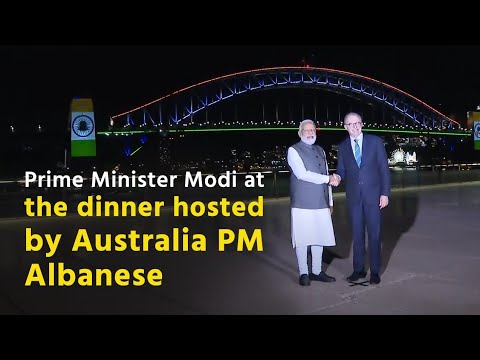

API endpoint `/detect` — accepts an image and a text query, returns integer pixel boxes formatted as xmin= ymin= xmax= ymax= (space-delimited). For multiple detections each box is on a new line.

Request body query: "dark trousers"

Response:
xmin=348 ymin=200 xmax=382 ymax=274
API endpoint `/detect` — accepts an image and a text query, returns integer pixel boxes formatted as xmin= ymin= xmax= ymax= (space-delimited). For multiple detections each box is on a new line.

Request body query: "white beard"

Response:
xmin=301 ymin=135 xmax=316 ymax=145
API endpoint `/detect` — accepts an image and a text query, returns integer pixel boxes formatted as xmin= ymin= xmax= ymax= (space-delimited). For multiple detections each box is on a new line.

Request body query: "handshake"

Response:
xmin=328 ymin=173 xmax=341 ymax=187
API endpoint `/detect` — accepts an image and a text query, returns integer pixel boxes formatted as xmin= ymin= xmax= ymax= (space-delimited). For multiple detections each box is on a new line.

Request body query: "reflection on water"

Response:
xmin=1 ymin=169 xmax=479 ymax=218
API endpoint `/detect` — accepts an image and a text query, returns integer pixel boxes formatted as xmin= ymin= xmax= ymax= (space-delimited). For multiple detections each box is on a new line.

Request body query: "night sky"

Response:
xmin=2 ymin=45 xmax=479 ymax=130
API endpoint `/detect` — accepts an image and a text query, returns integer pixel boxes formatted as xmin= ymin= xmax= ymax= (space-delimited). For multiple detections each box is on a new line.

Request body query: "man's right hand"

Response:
xmin=329 ymin=174 xmax=341 ymax=187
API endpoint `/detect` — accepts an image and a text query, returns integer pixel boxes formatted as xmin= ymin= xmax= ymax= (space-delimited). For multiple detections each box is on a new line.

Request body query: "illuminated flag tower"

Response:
xmin=70 ymin=98 xmax=96 ymax=157
xmin=467 ymin=108 xmax=480 ymax=151
xmin=475 ymin=120 xmax=480 ymax=151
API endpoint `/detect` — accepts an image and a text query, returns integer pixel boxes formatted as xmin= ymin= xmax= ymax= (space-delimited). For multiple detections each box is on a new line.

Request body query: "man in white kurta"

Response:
xmin=287 ymin=119 xmax=338 ymax=286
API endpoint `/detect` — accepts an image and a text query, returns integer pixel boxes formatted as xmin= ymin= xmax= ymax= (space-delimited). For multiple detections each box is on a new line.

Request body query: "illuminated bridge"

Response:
xmin=104 ymin=66 xmax=469 ymax=136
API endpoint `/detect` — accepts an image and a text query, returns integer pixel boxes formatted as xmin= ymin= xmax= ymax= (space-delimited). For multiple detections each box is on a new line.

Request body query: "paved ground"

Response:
xmin=1 ymin=181 xmax=479 ymax=314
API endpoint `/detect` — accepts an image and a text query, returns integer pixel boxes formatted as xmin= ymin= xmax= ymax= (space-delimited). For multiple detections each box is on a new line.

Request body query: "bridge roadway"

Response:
xmin=1 ymin=181 xmax=479 ymax=314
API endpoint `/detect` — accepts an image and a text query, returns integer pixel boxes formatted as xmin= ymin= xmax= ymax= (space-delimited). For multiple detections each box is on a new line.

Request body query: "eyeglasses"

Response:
xmin=345 ymin=122 xmax=362 ymax=127
xmin=302 ymin=128 xmax=316 ymax=134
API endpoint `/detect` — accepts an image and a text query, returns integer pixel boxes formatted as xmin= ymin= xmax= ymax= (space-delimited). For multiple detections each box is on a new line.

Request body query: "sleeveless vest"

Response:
xmin=289 ymin=141 xmax=329 ymax=209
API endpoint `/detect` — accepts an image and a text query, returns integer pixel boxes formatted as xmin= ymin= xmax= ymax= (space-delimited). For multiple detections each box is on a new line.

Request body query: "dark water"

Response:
xmin=1 ymin=168 xmax=479 ymax=219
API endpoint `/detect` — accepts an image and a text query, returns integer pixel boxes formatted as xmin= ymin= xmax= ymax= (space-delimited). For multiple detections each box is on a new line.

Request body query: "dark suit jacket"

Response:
xmin=337 ymin=133 xmax=390 ymax=206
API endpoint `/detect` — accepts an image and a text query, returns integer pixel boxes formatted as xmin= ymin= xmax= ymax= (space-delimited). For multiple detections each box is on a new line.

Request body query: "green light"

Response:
xmin=97 ymin=127 xmax=471 ymax=137
xmin=129 ymin=146 xmax=142 ymax=157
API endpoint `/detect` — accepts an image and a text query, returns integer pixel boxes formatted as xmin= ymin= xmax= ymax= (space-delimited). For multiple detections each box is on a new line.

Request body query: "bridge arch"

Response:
xmin=110 ymin=66 xmax=461 ymax=131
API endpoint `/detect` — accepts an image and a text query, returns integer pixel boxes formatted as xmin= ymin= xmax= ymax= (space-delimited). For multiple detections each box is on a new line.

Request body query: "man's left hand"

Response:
xmin=379 ymin=195 xmax=389 ymax=209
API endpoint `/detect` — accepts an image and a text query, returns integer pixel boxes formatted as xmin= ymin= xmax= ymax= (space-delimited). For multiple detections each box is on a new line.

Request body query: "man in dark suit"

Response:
xmin=336 ymin=112 xmax=390 ymax=285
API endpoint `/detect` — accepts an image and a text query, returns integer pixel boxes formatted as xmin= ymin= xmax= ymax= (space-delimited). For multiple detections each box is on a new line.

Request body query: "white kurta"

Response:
xmin=287 ymin=147 xmax=336 ymax=248
xmin=291 ymin=208 xmax=336 ymax=248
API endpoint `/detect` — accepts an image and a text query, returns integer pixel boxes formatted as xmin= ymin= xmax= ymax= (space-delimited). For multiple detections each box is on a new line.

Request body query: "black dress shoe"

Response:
xmin=346 ymin=271 xmax=367 ymax=282
xmin=299 ymin=274 xmax=311 ymax=286
xmin=309 ymin=271 xmax=336 ymax=282
xmin=370 ymin=273 xmax=381 ymax=284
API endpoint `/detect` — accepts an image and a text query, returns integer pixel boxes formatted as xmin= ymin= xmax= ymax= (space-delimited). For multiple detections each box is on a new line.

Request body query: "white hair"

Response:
xmin=298 ymin=119 xmax=316 ymax=136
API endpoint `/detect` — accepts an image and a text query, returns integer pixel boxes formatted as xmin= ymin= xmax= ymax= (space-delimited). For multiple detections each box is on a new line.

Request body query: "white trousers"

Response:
xmin=295 ymin=245 xmax=323 ymax=276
